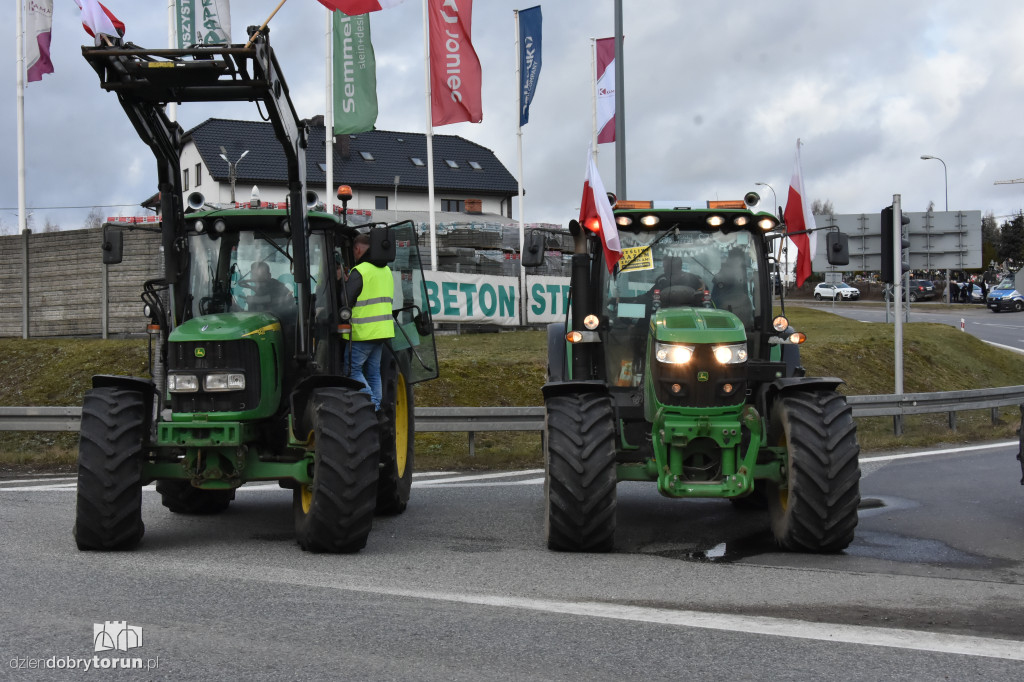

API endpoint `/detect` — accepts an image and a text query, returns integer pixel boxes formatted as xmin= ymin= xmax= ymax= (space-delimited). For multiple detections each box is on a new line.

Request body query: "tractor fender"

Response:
xmin=290 ymin=374 xmax=368 ymax=430
xmin=541 ymin=380 xmax=610 ymax=402
xmin=756 ymin=376 xmax=845 ymax=420
xmin=546 ymin=322 xmax=567 ymax=382
xmin=91 ymin=374 xmax=158 ymax=433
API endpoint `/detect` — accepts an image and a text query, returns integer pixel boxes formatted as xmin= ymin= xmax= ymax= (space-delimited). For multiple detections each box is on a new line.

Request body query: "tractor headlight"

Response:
xmin=167 ymin=374 xmax=199 ymax=393
xmin=204 ymin=373 xmax=246 ymax=392
xmin=772 ymin=315 xmax=789 ymax=332
xmin=713 ymin=343 xmax=748 ymax=364
xmin=655 ymin=342 xmax=694 ymax=364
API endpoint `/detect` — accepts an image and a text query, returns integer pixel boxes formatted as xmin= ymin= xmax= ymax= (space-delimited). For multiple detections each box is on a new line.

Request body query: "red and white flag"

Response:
xmin=317 ymin=0 xmax=405 ymax=13
xmin=579 ymin=146 xmax=621 ymax=273
xmin=783 ymin=139 xmax=817 ymax=287
xmin=595 ymin=37 xmax=615 ymax=144
xmin=429 ymin=0 xmax=482 ymax=126
xmin=74 ymin=0 xmax=125 ymax=38
xmin=26 ymin=0 xmax=54 ymax=83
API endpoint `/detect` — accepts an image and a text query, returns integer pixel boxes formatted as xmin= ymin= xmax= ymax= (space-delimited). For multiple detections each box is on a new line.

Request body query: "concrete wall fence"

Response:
xmin=0 ymin=226 xmax=162 ymax=338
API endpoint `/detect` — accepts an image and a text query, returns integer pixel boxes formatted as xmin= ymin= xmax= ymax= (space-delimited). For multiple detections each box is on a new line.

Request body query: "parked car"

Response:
xmin=906 ymin=279 xmax=936 ymax=302
xmin=986 ymin=279 xmax=1024 ymax=312
xmin=813 ymin=282 xmax=860 ymax=301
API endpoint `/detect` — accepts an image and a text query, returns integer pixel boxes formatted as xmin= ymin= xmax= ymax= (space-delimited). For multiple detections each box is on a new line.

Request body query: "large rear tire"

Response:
xmin=545 ymin=392 xmax=618 ymax=552
xmin=767 ymin=390 xmax=860 ymax=552
xmin=73 ymin=387 xmax=147 ymax=551
xmin=156 ymin=480 xmax=235 ymax=515
xmin=376 ymin=352 xmax=414 ymax=516
xmin=294 ymin=387 xmax=380 ymax=553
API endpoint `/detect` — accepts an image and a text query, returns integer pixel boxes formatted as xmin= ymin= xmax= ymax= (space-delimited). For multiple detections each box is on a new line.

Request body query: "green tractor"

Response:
xmin=74 ymin=32 xmax=437 ymax=553
xmin=524 ymin=197 xmax=859 ymax=553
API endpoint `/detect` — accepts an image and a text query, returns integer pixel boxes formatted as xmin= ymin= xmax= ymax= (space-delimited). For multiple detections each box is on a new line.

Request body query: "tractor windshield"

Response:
xmin=599 ymin=225 xmax=764 ymax=389
xmin=187 ymin=231 xmax=328 ymax=319
xmin=604 ymin=226 xmax=763 ymax=328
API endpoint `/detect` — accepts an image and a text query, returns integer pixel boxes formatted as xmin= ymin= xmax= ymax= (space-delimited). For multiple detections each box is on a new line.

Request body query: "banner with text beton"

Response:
xmin=422 ymin=272 xmax=569 ymax=325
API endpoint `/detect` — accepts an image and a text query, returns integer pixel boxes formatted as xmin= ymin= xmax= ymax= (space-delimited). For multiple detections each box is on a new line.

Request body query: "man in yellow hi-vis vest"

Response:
xmin=344 ymin=234 xmax=394 ymax=411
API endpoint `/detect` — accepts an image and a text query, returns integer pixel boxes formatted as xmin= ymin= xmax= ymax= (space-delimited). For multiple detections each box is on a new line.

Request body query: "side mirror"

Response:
xmin=521 ymin=229 xmax=546 ymax=268
xmin=101 ymin=225 xmax=123 ymax=265
xmin=826 ymin=231 xmax=850 ymax=266
xmin=368 ymin=225 xmax=396 ymax=265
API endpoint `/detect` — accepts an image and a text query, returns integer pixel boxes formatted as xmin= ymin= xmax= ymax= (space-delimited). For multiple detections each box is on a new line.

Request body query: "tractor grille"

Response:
xmin=167 ymin=339 xmax=261 ymax=413
xmin=648 ymin=344 xmax=747 ymax=408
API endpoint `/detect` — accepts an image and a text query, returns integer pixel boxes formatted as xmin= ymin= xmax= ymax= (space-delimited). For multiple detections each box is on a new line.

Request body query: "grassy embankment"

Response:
xmin=2 ymin=306 xmax=1023 ymax=472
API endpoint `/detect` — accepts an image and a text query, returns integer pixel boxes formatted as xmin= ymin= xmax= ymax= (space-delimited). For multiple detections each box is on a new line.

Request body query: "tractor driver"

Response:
xmin=656 ymin=255 xmax=706 ymax=307
xmin=240 ymin=261 xmax=293 ymax=312
xmin=711 ymin=248 xmax=754 ymax=325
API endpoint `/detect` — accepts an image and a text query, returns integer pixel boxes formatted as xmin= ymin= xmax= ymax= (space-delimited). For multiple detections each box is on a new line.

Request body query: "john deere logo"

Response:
xmin=194 ymin=348 xmax=206 ymax=358
xmin=697 ymin=371 xmax=709 ymax=382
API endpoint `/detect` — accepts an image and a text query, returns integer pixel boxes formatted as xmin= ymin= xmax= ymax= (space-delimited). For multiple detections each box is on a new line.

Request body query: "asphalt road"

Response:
xmin=2 ymin=442 xmax=1024 ymax=680
xmin=793 ymin=299 xmax=1024 ymax=353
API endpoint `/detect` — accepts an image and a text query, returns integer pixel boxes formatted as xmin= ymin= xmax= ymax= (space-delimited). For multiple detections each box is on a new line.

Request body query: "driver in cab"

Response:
xmin=240 ymin=261 xmax=292 ymax=311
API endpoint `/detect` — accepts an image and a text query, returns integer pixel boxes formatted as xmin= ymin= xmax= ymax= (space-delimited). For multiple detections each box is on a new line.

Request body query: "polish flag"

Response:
xmin=579 ymin=146 xmax=621 ymax=273
xmin=783 ymin=139 xmax=817 ymax=287
xmin=317 ymin=0 xmax=405 ymax=13
xmin=595 ymin=38 xmax=615 ymax=144
xmin=74 ymin=0 xmax=125 ymax=38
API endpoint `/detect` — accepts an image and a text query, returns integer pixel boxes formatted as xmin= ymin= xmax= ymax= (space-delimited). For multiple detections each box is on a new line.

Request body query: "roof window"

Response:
xmin=469 ymin=161 xmax=483 ymax=170
xmin=411 ymin=157 xmax=425 ymax=166
xmin=445 ymin=159 xmax=459 ymax=169
xmin=360 ymin=151 xmax=374 ymax=161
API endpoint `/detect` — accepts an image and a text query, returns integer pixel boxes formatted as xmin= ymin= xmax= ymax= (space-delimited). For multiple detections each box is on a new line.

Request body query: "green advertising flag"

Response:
xmin=176 ymin=0 xmax=231 ymax=48
xmin=333 ymin=12 xmax=378 ymax=134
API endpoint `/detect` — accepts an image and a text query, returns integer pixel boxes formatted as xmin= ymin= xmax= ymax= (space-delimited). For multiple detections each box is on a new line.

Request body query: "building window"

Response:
xmin=468 ymin=161 xmax=483 ymax=170
xmin=375 ymin=196 xmax=388 ymax=210
xmin=410 ymin=157 xmax=425 ymax=166
xmin=360 ymin=151 xmax=374 ymax=161
xmin=441 ymin=199 xmax=464 ymax=213
xmin=183 ymin=168 xmax=189 ymax=191
xmin=195 ymin=163 xmax=202 ymax=186
xmin=445 ymin=159 xmax=459 ymax=169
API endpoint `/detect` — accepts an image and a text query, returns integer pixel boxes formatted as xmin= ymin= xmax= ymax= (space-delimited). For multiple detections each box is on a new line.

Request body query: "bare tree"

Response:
xmin=42 ymin=218 xmax=61 ymax=233
xmin=83 ymin=208 xmax=104 ymax=230
xmin=810 ymin=198 xmax=834 ymax=216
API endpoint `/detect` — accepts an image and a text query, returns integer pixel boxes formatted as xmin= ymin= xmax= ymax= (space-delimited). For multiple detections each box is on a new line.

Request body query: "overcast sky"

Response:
xmin=4 ymin=0 xmax=1024 ymax=233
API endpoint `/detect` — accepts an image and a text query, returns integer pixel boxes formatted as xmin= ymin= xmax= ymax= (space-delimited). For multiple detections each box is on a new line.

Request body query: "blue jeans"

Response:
xmin=346 ymin=341 xmax=384 ymax=410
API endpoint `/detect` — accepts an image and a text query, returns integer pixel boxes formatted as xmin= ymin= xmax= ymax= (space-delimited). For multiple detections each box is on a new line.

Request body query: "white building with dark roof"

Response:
xmin=180 ymin=116 xmax=520 ymax=219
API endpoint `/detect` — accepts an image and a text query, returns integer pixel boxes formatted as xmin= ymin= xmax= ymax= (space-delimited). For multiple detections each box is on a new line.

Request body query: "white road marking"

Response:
xmin=413 ymin=477 xmax=545 ymax=488
xmin=982 ymin=339 xmax=1024 ymax=354
xmin=281 ymin=578 xmax=1024 ymax=661
xmin=861 ymin=440 xmax=1015 ymax=463
xmin=413 ymin=469 xmax=544 ymax=486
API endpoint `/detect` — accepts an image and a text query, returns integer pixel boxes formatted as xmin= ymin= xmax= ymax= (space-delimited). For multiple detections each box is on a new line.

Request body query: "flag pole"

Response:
xmin=325 ymin=9 xmax=335 ymax=215
xmin=245 ymin=0 xmax=290 ymax=49
xmin=590 ymin=38 xmax=598 ymax=164
xmin=16 ymin=0 xmax=29 ymax=338
xmin=167 ymin=0 xmax=177 ymax=121
xmin=422 ymin=0 xmax=437 ymax=271
xmin=515 ymin=10 xmax=526 ymax=325
xmin=613 ymin=0 xmax=626 ymax=198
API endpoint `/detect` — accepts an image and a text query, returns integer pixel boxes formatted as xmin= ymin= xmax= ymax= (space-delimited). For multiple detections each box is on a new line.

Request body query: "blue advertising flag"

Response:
xmin=518 ymin=6 xmax=542 ymax=127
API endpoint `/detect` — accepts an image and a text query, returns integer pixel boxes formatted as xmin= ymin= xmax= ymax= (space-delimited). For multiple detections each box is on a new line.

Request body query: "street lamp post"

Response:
xmin=219 ymin=147 xmax=250 ymax=204
xmin=754 ymin=182 xmax=777 ymax=215
xmin=920 ymin=155 xmax=947 ymax=211
xmin=920 ymin=155 xmax=949 ymax=302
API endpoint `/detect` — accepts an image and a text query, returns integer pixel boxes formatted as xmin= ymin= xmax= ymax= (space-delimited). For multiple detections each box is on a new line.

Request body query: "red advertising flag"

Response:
xmin=429 ymin=0 xmax=482 ymax=126
xmin=595 ymin=37 xmax=615 ymax=144
xmin=782 ymin=139 xmax=817 ymax=287
xmin=317 ymin=0 xmax=406 ymax=13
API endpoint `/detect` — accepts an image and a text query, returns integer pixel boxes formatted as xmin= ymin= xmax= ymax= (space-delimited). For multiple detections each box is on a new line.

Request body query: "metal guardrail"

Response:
xmin=2 ymin=386 xmax=1023 ymax=449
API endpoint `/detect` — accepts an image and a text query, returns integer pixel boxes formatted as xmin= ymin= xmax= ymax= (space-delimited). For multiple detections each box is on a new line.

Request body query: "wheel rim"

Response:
xmin=299 ymin=484 xmax=313 ymax=514
xmin=395 ymin=373 xmax=409 ymax=478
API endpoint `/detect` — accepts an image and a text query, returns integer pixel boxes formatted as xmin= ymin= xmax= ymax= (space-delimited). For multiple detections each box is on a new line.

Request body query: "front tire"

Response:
xmin=814 ymin=293 xmax=822 ymax=301
xmin=73 ymin=387 xmax=147 ymax=551
xmin=1015 ymin=300 xmax=1023 ymax=312
xmin=545 ymin=392 xmax=618 ymax=552
xmin=156 ymin=480 xmax=234 ymax=515
xmin=294 ymin=387 xmax=380 ymax=553
xmin=376 ymin=352 xmax=414 ymax=516
xmin=767 ymin=390 xmax=860 ymax=552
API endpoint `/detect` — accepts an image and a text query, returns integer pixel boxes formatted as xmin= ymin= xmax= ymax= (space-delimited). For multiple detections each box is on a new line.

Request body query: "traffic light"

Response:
xmin=880 ymin=205 xmax=910 ymax=284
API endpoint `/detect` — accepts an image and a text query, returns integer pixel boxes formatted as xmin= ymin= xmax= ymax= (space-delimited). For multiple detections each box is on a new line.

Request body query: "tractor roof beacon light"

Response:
xmin=337 ymin=184 xmax=353 ymax=227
